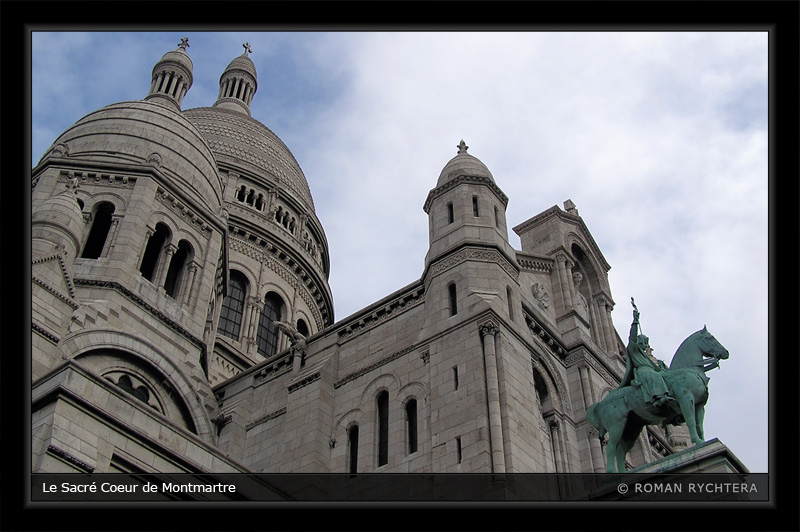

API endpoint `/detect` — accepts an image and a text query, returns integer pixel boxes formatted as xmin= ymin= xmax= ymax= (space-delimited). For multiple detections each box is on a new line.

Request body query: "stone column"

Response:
xmin=588 ymin=295 xmax=605 ymax=350
xmin=604 ymin=302 xmax=617 ymax=354
xmin=587 ymin=428 xmax=605 ymax=472
xmin=155 ymin=244 xmax=176 ymax=289
xmin=101 ymin=216 xmax=121 ymax=258
xmin=578 ymin=363 xmax=594 ymax=414
xmin=180 ymin=263 xmax=198 ymax=306
xmin=555 ymin=253 xmax=573 ymax=311
xmin=245 ymin=296 xmax=263 ymax=355
xmin=602 ymin=299 xmax=617 ymax=355
xmin=596 ymin=297 xmax=612 ymax=354
xmin=548 ymin=419 xmax=564 ymax=473
xmin=480 ymin=321 xmax=505 ymax=474
xmin=564 ymin=259 xmax=576 ymax=310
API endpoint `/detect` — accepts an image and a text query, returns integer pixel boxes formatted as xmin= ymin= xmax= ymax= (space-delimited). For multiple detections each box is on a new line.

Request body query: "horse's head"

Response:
xmin=697 ymin=325 xmax=729 ymax=361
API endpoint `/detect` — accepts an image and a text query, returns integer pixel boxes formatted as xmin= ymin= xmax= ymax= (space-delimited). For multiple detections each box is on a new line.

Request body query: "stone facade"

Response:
xmin=31 ymin=41 xmax=688 ymax=479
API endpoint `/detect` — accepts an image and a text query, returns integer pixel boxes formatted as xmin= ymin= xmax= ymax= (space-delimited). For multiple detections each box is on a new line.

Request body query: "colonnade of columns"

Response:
xmin=218 ymin=76 xmax=255 ymax=106
xmin=149 ymin=70 xmax=190 ymax=105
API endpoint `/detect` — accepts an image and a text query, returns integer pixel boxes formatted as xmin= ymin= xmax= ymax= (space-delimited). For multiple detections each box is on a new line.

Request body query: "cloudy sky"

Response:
xmin=31 ymin=31 xmax=768 ymax=473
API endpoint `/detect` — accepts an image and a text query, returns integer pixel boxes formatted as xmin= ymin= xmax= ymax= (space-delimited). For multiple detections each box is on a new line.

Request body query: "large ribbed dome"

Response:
xmin=40 ymin=100 xmax=223 ymax=213
xmin=436 ymin=140 xmax=494 ymax=187
xmin=183 ymin=106 xmax=316 ymax=211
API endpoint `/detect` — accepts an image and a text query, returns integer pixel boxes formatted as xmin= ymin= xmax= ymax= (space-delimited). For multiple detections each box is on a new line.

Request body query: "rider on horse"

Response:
xmin=619 ymin=300 xmax=671 ymax=408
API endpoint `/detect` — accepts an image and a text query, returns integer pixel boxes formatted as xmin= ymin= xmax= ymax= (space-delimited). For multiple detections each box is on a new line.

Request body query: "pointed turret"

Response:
xmin=144 ymin=37 xmax=194 ymax=110
xmin=423 ymin=141 xmax=514 ymax=268
xmin=213 ymin=42 xmax=258 ymax=116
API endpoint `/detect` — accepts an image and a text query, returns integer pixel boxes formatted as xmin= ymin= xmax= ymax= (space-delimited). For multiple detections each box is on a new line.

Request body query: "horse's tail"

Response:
xmin=586 ymin=402 xmax=606 ymax=439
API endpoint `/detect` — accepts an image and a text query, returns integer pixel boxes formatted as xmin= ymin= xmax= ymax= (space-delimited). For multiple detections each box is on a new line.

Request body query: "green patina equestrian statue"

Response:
xmin=586 ymin=300 xmax=729 ymax=473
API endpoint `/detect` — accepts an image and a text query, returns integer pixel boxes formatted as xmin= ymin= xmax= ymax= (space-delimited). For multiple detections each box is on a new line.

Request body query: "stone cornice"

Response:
xmin=245 ymin=407 xmax=286 ymax=430
xmin=46 ymin=444 xmax=95 ymax=473
xmin=425 ymin=244 xmax=520 ymax=284
xmin=515 ymin=252 xmax=554 ymax=273
xmin=334 ymin=283 xmax=425 ymax=342
xmin=334 ymin=345 xmax=418 ymax=389
xmin=252 ymin=351 xmax=294 ymax=386
xmin=423 ymin=174 xmax=508 ymax=213
xmin=155 ymin=185 xmax=215 ymax=237
xmin=523 ymin=309 xmax=567 ymax=360
xmin=72 ymin=278 xmax=204 ymax=349
xmin=513 ymin=205 xmax=611 ymax=272
xmin=40 ymin=161 xmax=227 ymax=235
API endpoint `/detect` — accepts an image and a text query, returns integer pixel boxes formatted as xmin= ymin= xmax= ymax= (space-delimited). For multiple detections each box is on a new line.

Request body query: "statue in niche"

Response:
xmin=586 ymin=299 xmax=730 ymax=473
xmin=572 ymin=271 xmax=590 ymax=319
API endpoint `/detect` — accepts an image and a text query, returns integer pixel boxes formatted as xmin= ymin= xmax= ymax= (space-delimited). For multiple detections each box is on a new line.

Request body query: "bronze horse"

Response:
xmin=586 ymin=327 xmax=729 ymax=473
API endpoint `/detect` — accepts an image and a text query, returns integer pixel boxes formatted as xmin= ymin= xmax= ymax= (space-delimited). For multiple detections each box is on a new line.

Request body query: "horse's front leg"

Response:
xmin=695 ymin=405 xmax=705 ymax=441
xmin=677 ymin=396 xmax=703 ymax=445
xmin=605 ymin=423 xmax=624 ymax=473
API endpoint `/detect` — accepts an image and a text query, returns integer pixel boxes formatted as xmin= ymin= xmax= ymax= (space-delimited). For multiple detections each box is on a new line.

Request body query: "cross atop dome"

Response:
xmin=178 ymin=37 xmax=189 ymax=51
xmin=243 ymin=42 xmax=252 ymax=55
xmin=457 ymin=140 xmax=468 ymax=154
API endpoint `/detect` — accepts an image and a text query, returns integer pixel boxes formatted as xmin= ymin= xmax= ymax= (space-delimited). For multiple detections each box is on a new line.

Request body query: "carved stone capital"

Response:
xmin=478 ymin=320 xmax=499 ymax=338
xmin=419 ymin=349 xmax=430 ymax=365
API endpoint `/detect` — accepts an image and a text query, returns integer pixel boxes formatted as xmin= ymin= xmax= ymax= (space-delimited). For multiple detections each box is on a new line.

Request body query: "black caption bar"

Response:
xmin=31 ymin=473 xmax=769 ymax=502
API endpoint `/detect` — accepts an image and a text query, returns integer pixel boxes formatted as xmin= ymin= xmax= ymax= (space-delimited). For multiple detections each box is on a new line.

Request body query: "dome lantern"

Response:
xmin=213 ymin=43 xmax=258 ymax=116
xmin=144 ymin=37 xmax=194 ymax=111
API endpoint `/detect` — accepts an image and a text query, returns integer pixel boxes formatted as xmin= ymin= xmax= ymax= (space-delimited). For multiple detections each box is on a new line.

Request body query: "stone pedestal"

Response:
xmin=628 ymin=438 xmax=749 ymax=474
xmin=577 ymin=439 xmax=767 ymax=501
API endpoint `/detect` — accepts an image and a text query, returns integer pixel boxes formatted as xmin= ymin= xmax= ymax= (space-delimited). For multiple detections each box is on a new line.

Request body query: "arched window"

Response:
xmin=296 ymin=319 xmax=309 ymax=337
xmin=256 ymin=292 xmax=284 ymax=358
xmin=81 ymin=202 xmax=115 ymax=259
xmin=164 ymin=240 xmax=193 ymax=299
xmin=377 ymin=391 xmax=389 ymax=467
xmin=140 ymin=223 xmax=170 ymax=281
xmin=406 ymin=399 xmax=418 ymax=454
xmin=217 ymin=271 xmax=247 ymax=340
xmin=448 ymin=282 xmax=458 ymax=316
xmin=348 ymin=425 xmax=359 ymax=474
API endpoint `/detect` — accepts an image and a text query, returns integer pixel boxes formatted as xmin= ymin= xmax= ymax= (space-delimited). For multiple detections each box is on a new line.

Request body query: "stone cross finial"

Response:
xmin=457 ymin=140 xmax=468 ymax=154
xmin=178 ymin=37 xmax=189 ymax=51
xmin=243 ymin=42 xmax=252 ymax=55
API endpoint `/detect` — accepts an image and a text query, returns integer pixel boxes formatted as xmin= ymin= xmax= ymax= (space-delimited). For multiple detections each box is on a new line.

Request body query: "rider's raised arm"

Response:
xmin=629 ymin=309 xmax=640 ymax=344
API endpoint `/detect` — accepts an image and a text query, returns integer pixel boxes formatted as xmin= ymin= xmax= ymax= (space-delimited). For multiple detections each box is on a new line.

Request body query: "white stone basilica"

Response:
xmin=31 ymin=40 xmax=689 ymax=481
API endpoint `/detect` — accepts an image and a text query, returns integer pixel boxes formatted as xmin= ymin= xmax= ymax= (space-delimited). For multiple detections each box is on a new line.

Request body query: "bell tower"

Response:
xmin=423 ymin=140 xmax=516 ymax=268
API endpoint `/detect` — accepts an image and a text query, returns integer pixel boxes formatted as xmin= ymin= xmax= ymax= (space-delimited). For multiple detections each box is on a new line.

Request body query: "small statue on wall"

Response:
xmin=532 ymin=282 xmax=550 ymax=309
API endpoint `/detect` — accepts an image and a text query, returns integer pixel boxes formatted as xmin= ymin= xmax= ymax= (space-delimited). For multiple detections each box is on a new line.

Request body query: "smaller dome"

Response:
xmin=32 ymin=187 xmax=85 ymax=257
xmin=46 ymin=100 xmax=222 ymax=213
xmin=436 ymin=140 xmax=494 ymax=187
xmin=223 ymin=53 xmax=257 ymax=80
xmin=158 ymin=47 xmax=194 ymax=73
